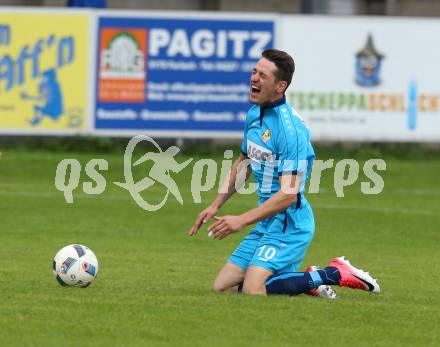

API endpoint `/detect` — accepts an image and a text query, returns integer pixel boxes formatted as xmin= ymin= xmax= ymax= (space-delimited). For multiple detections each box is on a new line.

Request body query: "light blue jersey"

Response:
xmin=229 ymin=95 xmax=316 ymax=273
xmin=241 ymin=95 xmax=315 ymax=234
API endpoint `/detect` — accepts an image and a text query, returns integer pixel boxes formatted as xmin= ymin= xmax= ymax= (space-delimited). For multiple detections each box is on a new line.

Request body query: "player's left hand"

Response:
xmin=209 ymin=215 xmax=245 ymax=240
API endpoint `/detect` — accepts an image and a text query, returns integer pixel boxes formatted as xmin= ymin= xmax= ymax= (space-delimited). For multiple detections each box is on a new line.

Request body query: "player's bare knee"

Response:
xmin=211 ymin=284 xmax=223 ymax=293
xmin=242 ymin=287 xmax=266 ymax=295
xmin=212 ymin=281 xmax=227 ymax=292
xmin=242 ymin=282 xmax=266 ymax=295
xmin=242 ymin=266 xmax=271 ymax=295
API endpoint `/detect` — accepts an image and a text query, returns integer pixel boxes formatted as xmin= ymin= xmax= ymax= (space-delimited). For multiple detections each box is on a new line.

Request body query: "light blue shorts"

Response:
xmin=228 ymin=200 xmax=315 ymax=274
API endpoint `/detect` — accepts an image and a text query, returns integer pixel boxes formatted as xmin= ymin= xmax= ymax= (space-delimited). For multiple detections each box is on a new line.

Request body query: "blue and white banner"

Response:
xmin=280 ymin=16 xmax=440 ymax=142
xmin=95 ymin=16 xmax=274 ymax=136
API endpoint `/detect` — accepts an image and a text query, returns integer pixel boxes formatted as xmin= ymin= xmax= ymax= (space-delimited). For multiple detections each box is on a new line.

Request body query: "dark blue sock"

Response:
xmin=317 ymin=267 xmax=341 ymax=285
xmin=265 ymin=267 xmax=341 ymax=296
xmin=265 ymin=272 xmax=315 ymax=296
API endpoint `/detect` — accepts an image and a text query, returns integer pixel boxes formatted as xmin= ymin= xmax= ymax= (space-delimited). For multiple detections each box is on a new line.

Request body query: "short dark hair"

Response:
xmin=262 ymin=49 xmax=295 ymax=88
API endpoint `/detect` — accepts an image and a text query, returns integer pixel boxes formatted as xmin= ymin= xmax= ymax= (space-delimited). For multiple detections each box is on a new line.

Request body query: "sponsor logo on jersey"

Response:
xmin=247 ymin=140 xmax=274 ymax=163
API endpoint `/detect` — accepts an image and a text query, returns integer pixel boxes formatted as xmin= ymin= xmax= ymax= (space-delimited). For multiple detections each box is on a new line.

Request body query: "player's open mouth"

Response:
xmin=250 ymin=85 xmax=261 ymax=97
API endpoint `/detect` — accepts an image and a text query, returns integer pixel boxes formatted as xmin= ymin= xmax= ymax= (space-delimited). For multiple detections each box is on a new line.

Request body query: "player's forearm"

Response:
xmin=210 ymin=154 xmax=249 ymax=210
xmin=210 ymin=191 xmax=233 ymax=210
xmin=240 ymin=191 xmax=297 ymax=227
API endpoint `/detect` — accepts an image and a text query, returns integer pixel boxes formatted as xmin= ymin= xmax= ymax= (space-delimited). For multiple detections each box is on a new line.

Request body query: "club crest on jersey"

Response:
xmin=247 ymin=140 xmax=274 ymax=163
xmin=261 ymin=129 xmax=271 ymax=143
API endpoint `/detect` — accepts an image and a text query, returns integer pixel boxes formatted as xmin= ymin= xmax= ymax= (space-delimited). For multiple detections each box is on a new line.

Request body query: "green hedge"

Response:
xmin=0 ymin=135 xmax=439 ymax=160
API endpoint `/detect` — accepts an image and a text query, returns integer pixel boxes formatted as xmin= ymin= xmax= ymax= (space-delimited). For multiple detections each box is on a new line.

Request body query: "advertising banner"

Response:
xmin=95 ymin=15 xmax=274 ymax=136
xmin=280 ymin=16 xmax=440 ymax=141
xmin=0 ymin=11 xmax=90 ymax=134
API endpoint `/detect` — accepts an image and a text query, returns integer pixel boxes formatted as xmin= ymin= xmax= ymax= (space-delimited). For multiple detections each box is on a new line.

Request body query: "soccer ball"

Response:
xmin=52 ymin=244 xmax=99 ymax=287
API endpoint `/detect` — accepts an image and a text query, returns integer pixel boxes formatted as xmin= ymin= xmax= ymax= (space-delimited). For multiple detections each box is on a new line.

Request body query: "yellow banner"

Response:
xmin=0 ymin=13 xmax=89 ymax=131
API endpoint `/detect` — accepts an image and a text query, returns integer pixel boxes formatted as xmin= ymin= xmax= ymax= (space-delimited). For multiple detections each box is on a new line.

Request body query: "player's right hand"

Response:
xmin=188 ymin=205 xmax=218 ymax=236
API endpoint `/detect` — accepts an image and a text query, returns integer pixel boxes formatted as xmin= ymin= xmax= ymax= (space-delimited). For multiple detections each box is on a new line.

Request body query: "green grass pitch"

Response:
xmin=0 ymin=147 xmax=439 ymax=346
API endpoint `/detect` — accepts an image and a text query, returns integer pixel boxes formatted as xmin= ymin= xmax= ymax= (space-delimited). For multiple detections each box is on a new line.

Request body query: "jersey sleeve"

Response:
xmin=276 ymin=120 xmax=308 ymax=176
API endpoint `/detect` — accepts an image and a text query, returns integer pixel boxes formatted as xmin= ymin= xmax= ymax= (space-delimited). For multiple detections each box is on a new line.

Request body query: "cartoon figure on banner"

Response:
xmin=20 ymin=69 xmax=64 ymax=126
xmin=355 ymin=34 xmax=385 ymax=87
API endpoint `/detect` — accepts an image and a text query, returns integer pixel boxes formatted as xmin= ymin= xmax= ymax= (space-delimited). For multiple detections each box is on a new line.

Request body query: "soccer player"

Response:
xmin=188 ymin=49 xmax=380 ymax=296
